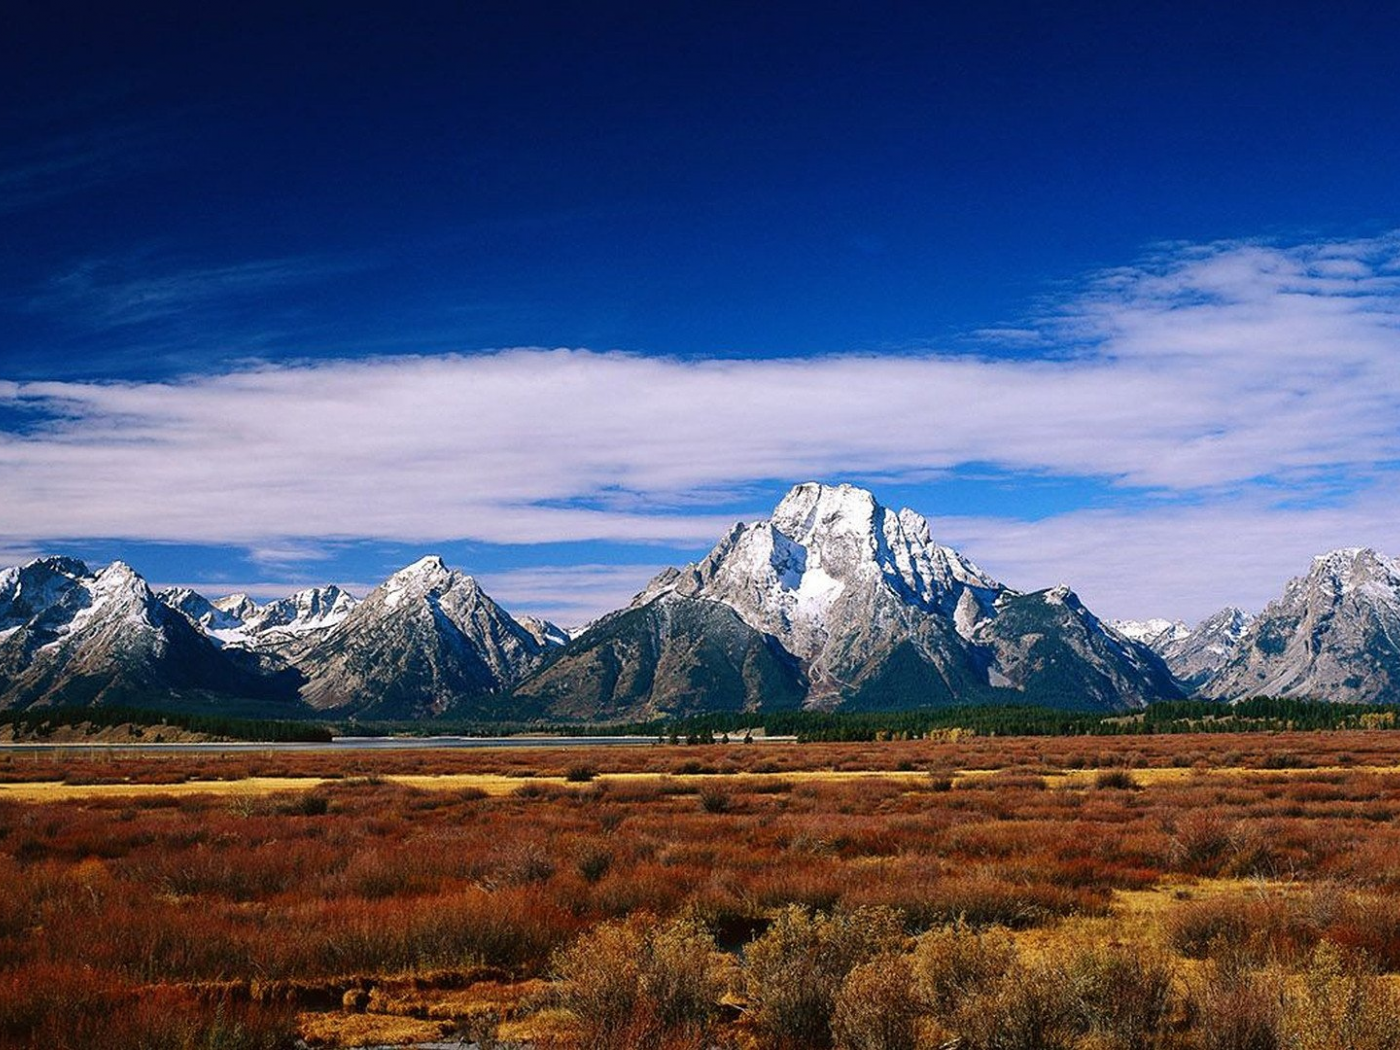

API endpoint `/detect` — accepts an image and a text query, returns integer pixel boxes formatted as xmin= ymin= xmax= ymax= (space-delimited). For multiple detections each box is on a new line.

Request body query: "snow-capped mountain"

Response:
xmin=542 ymin=483 xmax=1180 ymax=712
xmin=1201 ymin=549 xmax=1400 ymax=703
xmin=28 ymin=510 xmax=1400 ymax=719
xmin=1147 ymin=607 xmax=1254 ymax=690
xmin=640 ymin=483 xmax=1002 ymax=680
xmin=160 ymin=584 xmax=358 ymax=661
xmin=294 ymin=556 xmax=554 ymax=718
xmin=0 ymin=558 xmax=300 ymax=712
xmin=1111 ymin=618 xmax=1190 ymax=647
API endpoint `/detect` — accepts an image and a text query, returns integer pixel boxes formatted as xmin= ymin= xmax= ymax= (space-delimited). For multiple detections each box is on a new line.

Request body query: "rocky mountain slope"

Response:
xmin=538 ymin=483 xmax=1181 ymax=713
xmin=1201 ymin=549 xmax=1400 ymax=703
xmin=160 ymin=584 xmax=358 ymax=662
xmin=292 ymin=556 xmax=555 ymax=719
xmin=0 ymin=558 xmax=301 ymax=713
xmin=1153 ymin=607 xmax=1253 ymax=691
xmin=514 ymin=592 xmax=807 ymax=721
xmin=17 ymin=502 xmax=1400 ymax=718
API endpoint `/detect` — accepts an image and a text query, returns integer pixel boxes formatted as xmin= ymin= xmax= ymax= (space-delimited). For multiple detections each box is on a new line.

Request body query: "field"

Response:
xmin=6 ymin=732 xmax=1400 ymax=1048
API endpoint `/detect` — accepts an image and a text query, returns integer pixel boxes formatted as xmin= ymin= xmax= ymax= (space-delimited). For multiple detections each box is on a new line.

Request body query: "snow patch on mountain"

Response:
xmin=158 ymin=583 xmax=359 ymax=658
xmin=1112 ymin=618 xmax=1190 ymax=646
xmin=643 ymin=482 xmax=1002 ymax=663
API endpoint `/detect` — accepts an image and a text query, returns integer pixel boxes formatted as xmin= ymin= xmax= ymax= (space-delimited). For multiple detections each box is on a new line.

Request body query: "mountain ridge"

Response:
xmin=7 ymin=492 xmax=1400 ymax=717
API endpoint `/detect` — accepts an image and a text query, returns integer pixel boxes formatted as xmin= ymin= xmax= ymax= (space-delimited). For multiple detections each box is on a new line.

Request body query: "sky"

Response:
xmin=3 ymin=2 xmax=1400 ymax=627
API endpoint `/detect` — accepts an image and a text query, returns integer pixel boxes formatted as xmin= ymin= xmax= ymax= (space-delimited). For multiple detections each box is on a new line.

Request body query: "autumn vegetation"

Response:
xmin=6 ymin=730 xmax=1400 ymax=1047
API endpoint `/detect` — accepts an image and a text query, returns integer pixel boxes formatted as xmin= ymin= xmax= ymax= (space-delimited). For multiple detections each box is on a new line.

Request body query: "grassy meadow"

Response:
xmin=5 ymin=731 xmax=1400 ymax=1048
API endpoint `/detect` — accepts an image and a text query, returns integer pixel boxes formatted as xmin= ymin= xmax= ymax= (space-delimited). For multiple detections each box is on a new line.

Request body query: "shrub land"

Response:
xmin=6 ymin=731 xmax=1400 ymax=1047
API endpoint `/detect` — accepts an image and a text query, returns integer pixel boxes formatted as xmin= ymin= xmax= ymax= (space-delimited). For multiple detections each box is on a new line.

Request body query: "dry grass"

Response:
xmin=297 ymin=1011 xmax=451 ymax=1047
xmin=7 ymin=731 xmax=1400 ymax=1046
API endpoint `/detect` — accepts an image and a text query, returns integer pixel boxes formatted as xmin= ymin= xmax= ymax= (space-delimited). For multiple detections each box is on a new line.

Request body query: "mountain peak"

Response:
xmin=1111 ymin=617 xmax=1190 ymax=646
xmin=396 ymin=554 xmax=450 ymax=578
xmin=1202 ymin=547 xmax=1400 ymax=703
xmin=771 ymin=482 xmax=881 ymax=540
xmin=640 ymin=482 xmax=1015 ymax=699
xmin=22 ymin=555 xmax=91 ymax=578
xmin=1308 ymin=547 xmax=1400 ymax=586
xmin=92 ymin=561 xmax=154 ymax=606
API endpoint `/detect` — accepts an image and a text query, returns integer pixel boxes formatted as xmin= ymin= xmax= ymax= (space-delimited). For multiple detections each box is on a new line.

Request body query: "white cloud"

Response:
xmin=474 ymin=563 xmax=670 ymax=629
xmin=245 ymin=541 xmax=338 ymax=569
xmin=3 ymin=232 xmax=1400 ymax=620
xmin=933 ymin=490 xmax=1400 ymax=626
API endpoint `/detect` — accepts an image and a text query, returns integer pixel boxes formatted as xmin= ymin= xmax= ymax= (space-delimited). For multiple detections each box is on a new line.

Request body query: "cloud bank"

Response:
xmin=4 ymin=232 xmax=1400 ymax=621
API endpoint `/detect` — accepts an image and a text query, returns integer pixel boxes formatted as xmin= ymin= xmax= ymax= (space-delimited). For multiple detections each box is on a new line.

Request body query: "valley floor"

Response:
xmin=5 ymin=731 xmax=1400 ymax=1048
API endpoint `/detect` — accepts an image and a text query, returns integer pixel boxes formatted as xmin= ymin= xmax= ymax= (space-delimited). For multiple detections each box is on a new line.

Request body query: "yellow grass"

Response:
xmin=297 ymin=1010 xmax=453 ymax=1047
xmin=0 ymin=772 xmax=562 ymax=801
xmin=6 ymin=760 xmax=1400 ymax=801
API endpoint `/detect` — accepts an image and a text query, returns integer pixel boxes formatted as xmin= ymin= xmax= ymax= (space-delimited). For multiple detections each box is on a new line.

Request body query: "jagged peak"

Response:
xmin=284 ymin=583 xmax=355 ymax=606
xmin=377 ymin=556 xmax=482 ymax=611
xmin=1111 ymin=617 xmax=1189 ymax=645
xmin=1294 ymin=547 xmax=1400 ymax=601
xmin=394 ymin=554 xmax=450 ymax=579
xmin=212 ymin=593 xmax=259 ymax=620
xmin=897 ymin=506 xmax=933 ymax=545
xmin=95 ymin=560 xmax=147 ymax=589
xmin=771 ymin=482 xmax=880 ymax=539
xmin=1197 ymin=606 xmax=1253 ymax=630
xmin=1309 ymin=547 xmax=1399 ymax=575
xmin=1313 ymin=546 xmax=1374 ymax=564
xmin=158 ymin=585 xmax=201 ymax=602
xmin=518 ymin=615 xmax=570 ymax=648
xmin=20 ymin=555 xmax=91 ymax=578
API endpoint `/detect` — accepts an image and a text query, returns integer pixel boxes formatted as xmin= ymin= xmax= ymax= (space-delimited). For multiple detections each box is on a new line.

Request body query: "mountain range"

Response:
xmin=5 ymin=484 xmax=1400 ymax=720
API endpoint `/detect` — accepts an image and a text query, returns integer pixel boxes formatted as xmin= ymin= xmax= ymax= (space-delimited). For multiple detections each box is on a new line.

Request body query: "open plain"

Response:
xmin=6 ymin=731 xmax=1400 ymax=1048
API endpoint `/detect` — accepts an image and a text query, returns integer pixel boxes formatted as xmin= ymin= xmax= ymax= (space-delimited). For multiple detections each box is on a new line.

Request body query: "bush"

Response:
xmin=910 ymin=935 xmax=1171 ymax=1050
xmin=1062 ymin=944 xmax=1173 ymax=1050
xmin=831 ymin=953 xmax=918 ymax=1050
xmin=698 ymin=786 xmax=730 ymax=813
xmin=575 ymin=844 xmax=613 ymax=884
xmin=948 ymin=960 xmax=1077 ymax=1050
xmin=552 ymin=914 xmax=726 ymax=1049
xmin=909 ymin=922 xmax=1016 ymax=1015
xmin=1190 ymin=963 xmax=1284 ymax=1050
xmin=564 ymin=764 xmax=597 ymax=783
xmin=1282 ymin=941 xmax=1400 ymax=1050
xmin=1164 ymin=896 xmax=1260 ymax=960
xmin=1169 ymin=812 xmax=1233 ymax=874
xmin=1094 ymin=769 xmax=1139 ymax=791
xmin=744 ymin=905 xmax=904 ymax=1047
xmin=275 ymin=792 xmax=329 ymax=817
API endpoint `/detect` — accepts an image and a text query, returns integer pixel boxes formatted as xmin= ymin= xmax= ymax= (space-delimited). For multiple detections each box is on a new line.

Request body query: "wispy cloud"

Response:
xmin=0 ymin=122 xmax=161 ymax=214
xmin=3 ymin=232 xmax=1400 ymax=620
xmin=931 ymin=487 xmax=1400 ymax=626
xmin=27 ymin=253 xmax=360 ymax=330
xmin=245 ymin=541 xmax=338 ymax=570
xmin=474 ymin=563 xmax=671 ymax=628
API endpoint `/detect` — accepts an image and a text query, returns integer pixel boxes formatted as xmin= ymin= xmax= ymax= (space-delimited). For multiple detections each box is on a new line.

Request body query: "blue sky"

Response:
xmin=3 ymin=2 xmax=1400 ymax=625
